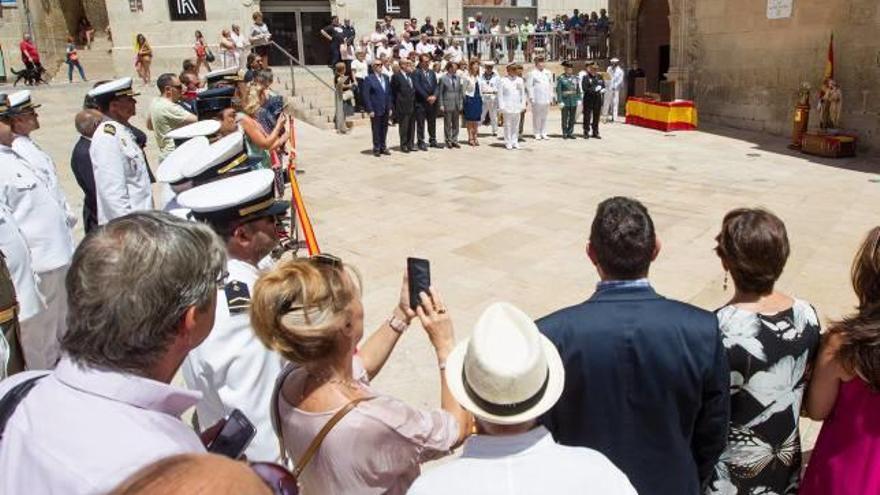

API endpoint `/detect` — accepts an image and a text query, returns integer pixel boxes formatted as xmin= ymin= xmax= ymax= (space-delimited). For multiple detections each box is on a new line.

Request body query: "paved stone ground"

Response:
xmin=7 ymin=79 xmax=880 ymax=455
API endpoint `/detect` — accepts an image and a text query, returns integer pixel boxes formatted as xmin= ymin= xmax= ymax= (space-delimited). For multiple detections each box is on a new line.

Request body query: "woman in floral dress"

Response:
xmin=706 ymin=208 xmax=821 ymax=495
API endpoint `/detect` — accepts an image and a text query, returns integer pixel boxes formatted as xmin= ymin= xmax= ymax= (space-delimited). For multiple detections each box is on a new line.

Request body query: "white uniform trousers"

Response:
xmin=608 ymin=89 xmax=621 ymax=121
xmin=502 ymin=112 xmax=520 ymax=148
xmin=20 ymin=265 xmax=68 ymax=370
xmin=531 ymin=103 xmax=550 ymax=138
xmin=481 ymin=98 xmax=498 ymax=135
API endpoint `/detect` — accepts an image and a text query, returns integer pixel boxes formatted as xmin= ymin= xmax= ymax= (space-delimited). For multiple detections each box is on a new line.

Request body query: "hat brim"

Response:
xmin=445 ymin=334 xmax=565 ymax=426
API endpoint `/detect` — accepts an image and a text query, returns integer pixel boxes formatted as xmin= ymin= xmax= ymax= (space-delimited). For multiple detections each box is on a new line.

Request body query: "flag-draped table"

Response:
xmin=625 ymin=98 xmax=698 ymax=131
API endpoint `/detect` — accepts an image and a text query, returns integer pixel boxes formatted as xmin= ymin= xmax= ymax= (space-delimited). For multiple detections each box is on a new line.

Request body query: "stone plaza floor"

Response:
xmin=14 ymin=80 xmax=880 ymax=452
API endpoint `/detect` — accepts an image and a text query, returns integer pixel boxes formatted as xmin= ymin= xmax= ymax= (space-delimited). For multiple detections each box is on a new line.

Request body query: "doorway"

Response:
xmin=636 ymin=0 xmax=670 ymax=93
xmin=262 ymin=1 xmax=332 ymax=66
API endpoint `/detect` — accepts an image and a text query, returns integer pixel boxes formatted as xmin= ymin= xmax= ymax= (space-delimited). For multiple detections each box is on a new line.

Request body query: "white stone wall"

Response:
xmin=106 ymin=0 xmax=257 ymax=78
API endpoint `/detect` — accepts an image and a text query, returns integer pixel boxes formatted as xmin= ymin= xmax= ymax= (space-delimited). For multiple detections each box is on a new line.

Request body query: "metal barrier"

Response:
xmin=360 ymin=30 xmax=611 ymax=64
xmin=269 ymin=41 xmax=347 ymax=133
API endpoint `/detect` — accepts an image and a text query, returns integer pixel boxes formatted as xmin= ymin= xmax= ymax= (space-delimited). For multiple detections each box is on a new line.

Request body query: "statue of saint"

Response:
xmin=818 ymin=79 xmax=843 ymax=130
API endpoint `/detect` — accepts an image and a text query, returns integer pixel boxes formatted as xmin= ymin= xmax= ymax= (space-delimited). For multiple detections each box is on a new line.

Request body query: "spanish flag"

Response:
xmin=823 ymin=33 xmax=834 ymax=81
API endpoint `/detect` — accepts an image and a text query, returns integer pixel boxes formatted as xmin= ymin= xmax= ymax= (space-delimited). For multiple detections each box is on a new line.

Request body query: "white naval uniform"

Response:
xmin=0 ymin=145 xmax=74 ymax=369
xmin=607 ymin=65 xmax=625 ymax=121
xmin=498 ymin=76 xmax=526 ymax=149
xmin=182 ymin=258 xmax=285 ymax=462
xmin=12 ymin=135 xmax=77 ymax=229
xmin=89 ymin=119 xmax=154 ymax=225
xmin=479 ymin=72 xmax=501 ymax=135
xmin=527 ymin=68 xmax=554 ymax=139
xmin=0 ymin=205 xmax=42 ymax=322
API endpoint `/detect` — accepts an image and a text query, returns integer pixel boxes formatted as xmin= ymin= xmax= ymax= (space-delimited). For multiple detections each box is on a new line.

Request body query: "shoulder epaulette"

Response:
xmin=103 ymin=123 xmax=116 ymax=136
xmin=224 ymin=280 xmax=250 ymax=314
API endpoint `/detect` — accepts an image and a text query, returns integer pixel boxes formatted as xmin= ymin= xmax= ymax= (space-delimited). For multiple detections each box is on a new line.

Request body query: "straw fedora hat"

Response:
xmin=446 ymin=302 xmax=565 ymax=425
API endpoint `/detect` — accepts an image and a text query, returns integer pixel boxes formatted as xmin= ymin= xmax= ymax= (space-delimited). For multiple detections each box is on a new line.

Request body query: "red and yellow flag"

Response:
xmin=823 ymin=33 xmax=834 ymax=81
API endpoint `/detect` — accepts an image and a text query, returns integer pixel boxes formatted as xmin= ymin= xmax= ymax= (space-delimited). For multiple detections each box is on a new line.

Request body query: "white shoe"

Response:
xmin=542 ymin=134 xmax=550 ymax=140
xmin=505 ymin=144 xmax=513 ymax=150
xmin=513 ymin=142 xmax=521 ymax=149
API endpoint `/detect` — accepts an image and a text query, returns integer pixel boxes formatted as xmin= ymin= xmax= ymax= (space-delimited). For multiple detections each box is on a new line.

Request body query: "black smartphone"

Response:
xmin=206 ymin=409 xmax=257 ymax=459
xmin=407 ymin=257 xmax=431 ymax=310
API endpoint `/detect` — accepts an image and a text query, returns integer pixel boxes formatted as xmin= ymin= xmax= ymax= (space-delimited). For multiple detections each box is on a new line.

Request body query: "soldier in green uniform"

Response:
xmin=556 ymin=61 xmax=581 ymax=139
xmin=0 ymin=250 xmax=26 ymax=377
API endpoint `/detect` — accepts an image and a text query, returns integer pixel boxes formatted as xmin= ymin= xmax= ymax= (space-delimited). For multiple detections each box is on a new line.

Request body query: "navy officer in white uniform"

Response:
xmin=177 ymin=167 xmax=287 ymax=462
xmin=158 ymin=120 xmax=221 ymax=208
xmin=87 ymin=77 xmax=154 ymax=224
xmin=0 ymin=93 xmax=74 ymax=369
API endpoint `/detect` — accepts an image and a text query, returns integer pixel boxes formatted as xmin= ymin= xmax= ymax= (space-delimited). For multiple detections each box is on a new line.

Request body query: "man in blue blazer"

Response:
xmin=413 ymin=53 xmax=440 ymax=150
xmin=537 ymin=196 xmax=729 ymax=495
xmin=361 ymin=60 xmax=393 ymax=157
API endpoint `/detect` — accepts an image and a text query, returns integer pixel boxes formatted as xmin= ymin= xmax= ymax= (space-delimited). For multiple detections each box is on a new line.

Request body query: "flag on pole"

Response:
xmin=823 ymin=33 xmax=834 ymax=81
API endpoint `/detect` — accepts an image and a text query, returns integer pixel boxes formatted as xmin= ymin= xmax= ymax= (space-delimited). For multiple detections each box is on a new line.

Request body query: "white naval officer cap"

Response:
xmin=87 ymin=77 xmax=140 ymax=106
xmin=180 ymin=131 xmax=258 ymax=185
xmin=156 ymin=136 xmax=211 ymax=187
xmin=165 ymin=119 xmax=221 ymax=147
xmin=205 ymin=67 xmax=244 ymax=87
xmin=177 ymin=169 xmax=289 ymax=225
xmin=610 ymin=57 xmax=620 ymax=63
xmin=0 ymin=90 xmax=41 ymax=117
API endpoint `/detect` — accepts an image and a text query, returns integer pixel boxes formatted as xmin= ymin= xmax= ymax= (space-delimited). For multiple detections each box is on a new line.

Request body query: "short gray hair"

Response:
xmin=62 ymin=211 xmax=226 ymax=374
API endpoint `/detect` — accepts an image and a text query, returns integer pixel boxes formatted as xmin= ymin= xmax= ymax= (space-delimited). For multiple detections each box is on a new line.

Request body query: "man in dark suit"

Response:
xmin=361 ymin=60 xmax=393 ymax=157
xmin=70 ymin=109 xmax=104 ymax=234
xmin=581 ymin=62 xmax=605 ymax=139
xmin=413 ymin=53 xmax=440 ymax=150
xmin=391 ymin=59 xmax=417 ymax=153
xmin=537 ymin=196 xmax=729 ymax=495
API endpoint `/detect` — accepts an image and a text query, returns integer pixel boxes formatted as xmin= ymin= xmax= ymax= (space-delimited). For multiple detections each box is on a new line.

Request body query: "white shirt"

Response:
xmin=610 ymin=65 xmax=625 ymax=91
xmin=445 ymin=45 xmax=464 ymax=63
xmin=498 ymin=76 xmax=526 ymax=113
xmin=376 ymin=45 xmax=393 ymax=60
xmin=11 ymin=135 xmax=76 ymax=229
xmin=480 ymin=72 xmax=501 ymax=99
xmin=415 ymin=42 xmax=435 ymax=55
xmin=351 ymin=59 xmax=369 ymax=79
xmin=0 ymin=145 xmax=74 ymax=273
xmin=409 ymin=426 xmax=638 ymax=495
xmin=250 ymin=23 xmax=271 ymax=46
xmin=0 ymin=357 xmax=205 ymax=494
xmin=0 ymin=205 xmax=42 ymax=321
xmin=527 ymin=68 xmax=555 ymax=105
xmin=182 ymin=258 xmax=285 ymax=462
xmin=89 ymin=120 xmax=154 ymax=225
xmin=230 ymin=30 xmax=246 ymax=49
xmin=398 ymin=41 xmax=414 ymax=59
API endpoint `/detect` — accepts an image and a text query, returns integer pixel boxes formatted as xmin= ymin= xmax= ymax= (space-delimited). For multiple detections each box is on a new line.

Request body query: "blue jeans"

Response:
xmin=67 ymin=60 xmax=86 ymax=81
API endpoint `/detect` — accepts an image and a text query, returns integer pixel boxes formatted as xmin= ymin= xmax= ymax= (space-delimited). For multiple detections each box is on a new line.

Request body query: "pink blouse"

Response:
xmin=278 ymin=358 xmax=459 ymax=494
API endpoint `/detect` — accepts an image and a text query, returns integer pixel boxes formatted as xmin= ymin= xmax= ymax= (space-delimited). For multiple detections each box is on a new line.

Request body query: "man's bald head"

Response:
xmin=75 ymin=109 xmax=104 ymax=138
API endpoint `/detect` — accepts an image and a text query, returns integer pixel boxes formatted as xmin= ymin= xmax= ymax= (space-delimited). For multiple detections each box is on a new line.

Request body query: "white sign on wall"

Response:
xmin=767 ymin=0 xmax=793 ymax=19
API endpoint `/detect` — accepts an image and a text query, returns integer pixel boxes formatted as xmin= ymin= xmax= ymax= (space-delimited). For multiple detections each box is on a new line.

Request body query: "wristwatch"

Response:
xmin=388 ymin=314 xmax=409 ymax=334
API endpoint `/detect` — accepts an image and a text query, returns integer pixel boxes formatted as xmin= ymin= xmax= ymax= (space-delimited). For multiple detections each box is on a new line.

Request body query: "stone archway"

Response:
xmin=636 ymin=0 xmax=670 ymax=93
xmin=611 ymin=0 xmax=694 ymax=99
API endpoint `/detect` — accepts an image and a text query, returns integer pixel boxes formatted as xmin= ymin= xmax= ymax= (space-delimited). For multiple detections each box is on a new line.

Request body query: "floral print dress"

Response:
xmin=706 ymin=299 xmax=821 ymax=495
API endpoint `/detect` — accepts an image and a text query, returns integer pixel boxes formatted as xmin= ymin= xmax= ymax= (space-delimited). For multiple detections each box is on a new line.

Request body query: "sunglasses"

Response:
xmin=310 ymin=253 xmax=342 ymax=268
xmin=250 ymin=462 xmax=299 ymax=495
xmin=216 ymin=270 xmax=230 ymax=288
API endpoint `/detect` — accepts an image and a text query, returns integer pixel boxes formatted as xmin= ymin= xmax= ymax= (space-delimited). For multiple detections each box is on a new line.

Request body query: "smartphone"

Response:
xmin=206 ymin=409 xmax=257 ymax=459
xmin=407 ymin=257 xmax=431 ymax=310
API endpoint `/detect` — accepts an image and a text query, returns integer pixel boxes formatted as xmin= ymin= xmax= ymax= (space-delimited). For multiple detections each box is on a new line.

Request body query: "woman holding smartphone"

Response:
xmin=250 ymin=257 xmax=471 ymax=494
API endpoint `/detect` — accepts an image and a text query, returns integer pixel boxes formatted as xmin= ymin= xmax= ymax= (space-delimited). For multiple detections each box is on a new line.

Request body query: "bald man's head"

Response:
xmin=75 ymin=109 xmax=104 ymax=138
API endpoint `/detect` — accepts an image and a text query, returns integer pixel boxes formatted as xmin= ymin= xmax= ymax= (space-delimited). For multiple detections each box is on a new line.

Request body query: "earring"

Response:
xmin=723 ymin=272 xmax=728 ymax=291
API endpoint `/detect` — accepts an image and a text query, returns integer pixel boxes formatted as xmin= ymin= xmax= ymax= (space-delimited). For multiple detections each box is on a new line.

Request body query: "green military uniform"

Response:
xmin=0 ymin=250 xmax=26 ymax=377
xmin=556 ymin=72 xmax=581 ymax=138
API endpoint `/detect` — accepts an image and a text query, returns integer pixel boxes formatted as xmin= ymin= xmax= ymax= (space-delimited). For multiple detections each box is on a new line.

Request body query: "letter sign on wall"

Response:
xmin=169 ymin=0 xmax=206 ymax=21
xmin=767 ymin=0 xmax=793 ymax=19
xmin=377 ymin=0 xmax=410 ymax=19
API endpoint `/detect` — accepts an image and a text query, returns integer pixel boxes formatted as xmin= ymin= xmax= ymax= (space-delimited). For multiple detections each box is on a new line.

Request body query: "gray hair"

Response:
xmin=61 ymin=211 xmax=226 ymax=374
xmin=74 ymin=109 xmax=103 ymax=137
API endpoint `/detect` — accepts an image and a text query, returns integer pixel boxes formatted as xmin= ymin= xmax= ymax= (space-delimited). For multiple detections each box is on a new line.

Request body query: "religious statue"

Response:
xmin=818 ymin=78 xmax=843 ymax=131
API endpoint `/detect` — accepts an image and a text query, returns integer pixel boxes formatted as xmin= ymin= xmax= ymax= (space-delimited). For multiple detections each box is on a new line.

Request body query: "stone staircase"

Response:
xmin=51 ymin=33 xmax=117 ymax=84
xmin=271 ymin=66 xmax=370 ymax=131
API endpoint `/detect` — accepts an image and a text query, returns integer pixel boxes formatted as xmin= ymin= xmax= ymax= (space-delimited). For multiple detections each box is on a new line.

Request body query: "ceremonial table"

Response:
xmin=625 ymin=98 xmax=698 ymax=131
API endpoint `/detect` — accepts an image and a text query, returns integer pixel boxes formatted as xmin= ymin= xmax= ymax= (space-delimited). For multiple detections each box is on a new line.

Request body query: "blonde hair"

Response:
xmin=109 ymin=454 xmax=271 ymax=495
xmin=251 ymin=259 xmax=362 ymax=364
xmin=242 ymin=85 xmax=265 ymax=117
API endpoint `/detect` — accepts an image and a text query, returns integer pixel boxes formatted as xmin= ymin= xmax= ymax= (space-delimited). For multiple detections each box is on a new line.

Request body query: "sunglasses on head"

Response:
xmin=310 ymin=253 xmax=342 ymax=268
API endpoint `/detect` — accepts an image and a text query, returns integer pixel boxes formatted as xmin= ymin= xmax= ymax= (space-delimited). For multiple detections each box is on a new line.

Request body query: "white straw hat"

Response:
xmin=446 ymin=302 xmax=565 ymax=425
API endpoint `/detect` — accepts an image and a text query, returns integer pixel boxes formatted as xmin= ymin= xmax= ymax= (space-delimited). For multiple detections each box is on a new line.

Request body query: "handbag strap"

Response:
xmin=293 ymin=396 xmax=369 ymax=478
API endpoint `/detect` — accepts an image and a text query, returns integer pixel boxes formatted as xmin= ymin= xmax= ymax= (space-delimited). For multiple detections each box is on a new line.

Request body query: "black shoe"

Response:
xmin=452 ymin=142 xmax=461 ymax=148
xmin=418 ymin=144 xmax=428 ymax=151
xmin=381 ymin=149 xmax=391 ymax=155
xmin=430 ymin=142 xmax=442 ymax=148
xmin=583 ymin=133 xmax=590 ymax=139
xmin=592 ymin=134 xmax=601 ymax=139
xmin=373 ymin=150 xmax=381 ymax=157
xmin=402 ymin=147 xmax=411 ymax=153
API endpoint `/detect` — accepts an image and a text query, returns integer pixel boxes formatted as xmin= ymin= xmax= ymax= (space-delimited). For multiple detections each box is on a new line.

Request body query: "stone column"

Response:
xmin=664 ymin=0 xmax=692 ymax=99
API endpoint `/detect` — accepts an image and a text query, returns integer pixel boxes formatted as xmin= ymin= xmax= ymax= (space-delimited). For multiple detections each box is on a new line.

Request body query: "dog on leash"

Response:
xmin=11 ymin=64 xmax=48 ymax=86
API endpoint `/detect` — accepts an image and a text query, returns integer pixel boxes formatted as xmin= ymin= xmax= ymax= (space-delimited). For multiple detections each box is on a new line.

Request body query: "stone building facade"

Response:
xmin=610 ymin=0 xmax=880 ymax=151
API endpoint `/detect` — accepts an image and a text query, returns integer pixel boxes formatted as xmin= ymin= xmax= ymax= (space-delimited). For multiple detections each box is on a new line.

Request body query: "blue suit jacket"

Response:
xmin=361 ymin=73 xmax=392 ymax=116
xmin=537 ymin=284 xmax=729 ymax=495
